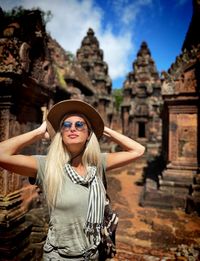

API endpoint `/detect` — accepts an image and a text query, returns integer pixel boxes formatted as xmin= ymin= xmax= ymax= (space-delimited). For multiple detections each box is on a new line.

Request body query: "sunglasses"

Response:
xmin=61 ymin=121 xmax=87 ymax=131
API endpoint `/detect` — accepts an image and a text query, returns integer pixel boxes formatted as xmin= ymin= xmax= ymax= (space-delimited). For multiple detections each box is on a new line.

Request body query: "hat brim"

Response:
xmin=46 ymin=99 xmax=104 ymax=139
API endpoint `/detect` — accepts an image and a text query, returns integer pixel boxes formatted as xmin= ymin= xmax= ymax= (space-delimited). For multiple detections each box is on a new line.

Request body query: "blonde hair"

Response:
xmin=44 ymin=131 xmax=102 ymax=207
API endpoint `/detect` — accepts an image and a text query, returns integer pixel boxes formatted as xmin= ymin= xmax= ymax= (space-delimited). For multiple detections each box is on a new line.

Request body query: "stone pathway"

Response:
xmin=106 ymin=165 xmax=200 ymax=260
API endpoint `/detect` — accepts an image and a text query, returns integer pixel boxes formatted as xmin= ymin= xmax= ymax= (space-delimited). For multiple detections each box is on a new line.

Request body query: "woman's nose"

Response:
xmin=69 ymin=124 xmax=76 ymax=131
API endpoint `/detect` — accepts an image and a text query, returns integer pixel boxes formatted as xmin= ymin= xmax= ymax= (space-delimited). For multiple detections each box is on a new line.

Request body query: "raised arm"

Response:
xmin=103 ymin=126 xmax=145 ymax=171
xmin=0 ymin=121 xmax=48 ymax=178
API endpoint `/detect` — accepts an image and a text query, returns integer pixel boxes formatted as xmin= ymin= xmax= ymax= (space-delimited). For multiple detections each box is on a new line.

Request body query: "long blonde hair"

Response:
xmin=44 ymin=131 xmax=102 ymax=207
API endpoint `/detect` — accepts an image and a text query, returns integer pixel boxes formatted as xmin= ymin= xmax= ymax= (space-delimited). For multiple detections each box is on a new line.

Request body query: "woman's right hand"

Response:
xmin=37 ymin=121 xmax=50 ymax=140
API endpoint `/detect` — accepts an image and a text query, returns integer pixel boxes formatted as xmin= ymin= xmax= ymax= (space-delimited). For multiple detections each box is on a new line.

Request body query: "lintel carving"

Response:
xmin=161 ymin=44 xmax=200 ymax=95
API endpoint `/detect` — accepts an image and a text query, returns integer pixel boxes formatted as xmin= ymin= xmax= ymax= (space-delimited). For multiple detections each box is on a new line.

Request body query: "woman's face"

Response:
xmin=60 ymin=115 xmax=90 ymax=150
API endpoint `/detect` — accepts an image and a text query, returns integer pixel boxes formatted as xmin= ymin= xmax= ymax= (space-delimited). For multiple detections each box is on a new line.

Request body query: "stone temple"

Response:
xmin=0 ymin=0 xmax=199 ymax=259
xmin=121 ymin=41 xmax=163 ymax=180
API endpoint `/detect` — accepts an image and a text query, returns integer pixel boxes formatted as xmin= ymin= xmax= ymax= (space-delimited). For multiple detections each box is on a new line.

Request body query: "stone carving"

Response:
xmin=0 ymin=8 xmax=56 ymax=260
xmin=3 ymin=22 xmax=20 ymax=38
xmin=0 ymin=38 xmax=22 ymax=74
xmin=177 ymin=114 xmax=197 ymax=160
xmin=0 ymin=109 xmax=10 ymax=141
xmin=168 ymin=110 xmax=197 ymax=166
xmin=76 ymin=28 xmax=113 ymax=125
xmin=64 ymin=62 xmax=94 ymax=95
xmin=121 ymin=41 xmax=163 ymax=148
xmin=9 ymin=115 xmax=21 ymax=138
xmin=161 ymin=44 xmax=200 ymax=95
xmin=19 ymin=42 xmax=30 ymax=72
xmin=161 ymin=77 xmax=175 ymax=95
xmin=169 ymin=114 xmax=179 ymax=163
xmin=176 ymin=69 xmax=196 ymax=93
xmin=135 ymin=104 xmax=148 ymax=116
xmin=148 ymin=1 xmax=200 ymax=211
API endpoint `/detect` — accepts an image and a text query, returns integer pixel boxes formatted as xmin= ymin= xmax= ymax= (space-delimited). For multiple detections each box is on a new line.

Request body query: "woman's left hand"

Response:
xmin=102 ymin=126 xmax=145 ymax=171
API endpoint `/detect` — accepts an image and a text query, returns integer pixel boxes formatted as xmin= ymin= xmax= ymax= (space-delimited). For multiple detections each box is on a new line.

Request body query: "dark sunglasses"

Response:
xmin=61 ymin=121 xmax=87 ymax=131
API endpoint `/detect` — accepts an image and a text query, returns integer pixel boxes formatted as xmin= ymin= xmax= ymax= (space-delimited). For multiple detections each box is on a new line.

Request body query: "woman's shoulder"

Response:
xmin=100 ymin=152 xmax=107 ymax=171
xmin=33 ymin=155 xmax=46 ymax=170
xmin=34 ymin=154 xmax=46 ymax=160
xmin=100 ymin=152 xmax=107 ymax=160
xmin=29 ymin=155 xmax=46 ymax=185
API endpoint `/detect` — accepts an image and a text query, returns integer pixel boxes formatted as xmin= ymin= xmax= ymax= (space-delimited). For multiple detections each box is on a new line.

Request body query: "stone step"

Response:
xmin=162 ymin=168 xmax=194 ymax=184
xmin=140 ymin=190 xmax=186 ymax=209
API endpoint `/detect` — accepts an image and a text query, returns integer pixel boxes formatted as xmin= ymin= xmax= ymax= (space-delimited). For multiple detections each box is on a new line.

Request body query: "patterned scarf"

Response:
xmin=65 ymin=163 xmax=105 ymax=246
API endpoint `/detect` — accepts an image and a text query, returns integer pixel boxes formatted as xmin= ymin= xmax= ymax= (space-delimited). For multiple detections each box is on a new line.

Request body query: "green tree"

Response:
xmin=113 ymin=88 xmax=123 ymax=112
xmin=3 ymin=6 xmax=52 ymax=25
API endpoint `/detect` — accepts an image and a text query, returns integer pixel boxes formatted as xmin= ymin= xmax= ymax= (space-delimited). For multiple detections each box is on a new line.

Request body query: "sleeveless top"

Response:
xmin=33 ymin=153 xmax=107 ymax=256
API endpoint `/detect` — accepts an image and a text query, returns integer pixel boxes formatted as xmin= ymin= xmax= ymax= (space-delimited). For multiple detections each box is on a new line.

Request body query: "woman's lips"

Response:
xmin=68 ymin=134 xmax=79 ymax=139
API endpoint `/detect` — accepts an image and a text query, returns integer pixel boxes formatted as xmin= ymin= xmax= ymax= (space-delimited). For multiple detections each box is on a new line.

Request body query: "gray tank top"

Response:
xmin=34 ymin=153 xmax=107 ymax=256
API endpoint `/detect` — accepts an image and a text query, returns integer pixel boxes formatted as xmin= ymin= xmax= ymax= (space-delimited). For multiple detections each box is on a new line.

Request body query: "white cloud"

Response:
xmin=112 ymin=0 xmax=153 ymax=25
xmin=99 ymin=29 xmax=133 ymax=79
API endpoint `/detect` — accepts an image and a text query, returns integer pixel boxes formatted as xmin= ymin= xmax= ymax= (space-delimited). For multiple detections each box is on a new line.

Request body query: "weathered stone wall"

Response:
xmin=0 ymin=9 xmax=54 ymax=260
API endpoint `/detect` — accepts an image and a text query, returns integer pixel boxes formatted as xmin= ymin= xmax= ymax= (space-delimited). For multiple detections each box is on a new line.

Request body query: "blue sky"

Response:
xmin=1 ymin=0 xmax=193 ymax=89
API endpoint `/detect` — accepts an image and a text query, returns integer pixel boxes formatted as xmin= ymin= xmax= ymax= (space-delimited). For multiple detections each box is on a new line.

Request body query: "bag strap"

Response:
xmin=102 ymin=166 xmax=107 ymax=191
xmin=101 ymin=153 xmax=108 ymax=190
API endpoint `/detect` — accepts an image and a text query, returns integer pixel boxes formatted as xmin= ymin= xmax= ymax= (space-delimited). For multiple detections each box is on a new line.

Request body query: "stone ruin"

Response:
xmin=0 ymin=0 xmax=199 ymax=259
xmin=76 ymin=28 xmax=113 ymax=126
xmin=121 ymin=41 xmax=163 ymax=179
xmin=140 ymin=0 xmax=200 ymax=212
xmin=76 ymin=28 xmax=116 ymax=152
xmin=0 ymin=9 xmax=53 ymax=260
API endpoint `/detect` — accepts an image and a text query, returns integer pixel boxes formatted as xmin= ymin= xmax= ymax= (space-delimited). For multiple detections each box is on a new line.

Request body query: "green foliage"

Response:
xmin=66 ymin=51 xmax=75 ymax=62
xmin=113 ymin=88 xmax=123 ymax=111
xmin=3 ymin=6 xmax=52 ymax=25
xmin=3 ymin=6 xmax=26 ymax=18
xmin=55 ymin=66 xmax=66 ymax=89
xmin=44 ymin=10 xmax=53 ymax=24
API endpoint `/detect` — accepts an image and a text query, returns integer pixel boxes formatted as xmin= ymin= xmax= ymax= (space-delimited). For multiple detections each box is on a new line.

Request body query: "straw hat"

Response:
xmin=46 ymin=99 xmax=104 ymax=139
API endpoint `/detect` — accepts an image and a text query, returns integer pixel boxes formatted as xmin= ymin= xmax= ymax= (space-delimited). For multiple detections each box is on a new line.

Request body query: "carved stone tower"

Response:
xmin=141 ymin=0 xmax=200 ymax=211
xmin=121 ymin=42 xmax=163 ymax=160
xmin=76 ymin=28 xmax=113 ymax=125
xmin=160 ymin=0 xmax=200 ymax=210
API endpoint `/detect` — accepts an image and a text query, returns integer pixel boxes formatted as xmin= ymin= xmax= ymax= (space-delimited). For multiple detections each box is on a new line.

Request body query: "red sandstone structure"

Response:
xmin=121 ymin=41 xmax=163 ymax=156
xmin=140 ymin=0 xmax=200 ymax=212
xmin=76 ymin=28 xmax=113 ymax=126
xmin=0 ymin=0 xmax=199 ymax=259
xmin=0 ymin=9 xmax=54 ymax=260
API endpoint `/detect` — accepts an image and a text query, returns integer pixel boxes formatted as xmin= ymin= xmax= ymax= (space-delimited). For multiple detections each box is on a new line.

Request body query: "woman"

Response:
xmin=0 ymin=99 xmax=145 ymax=260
